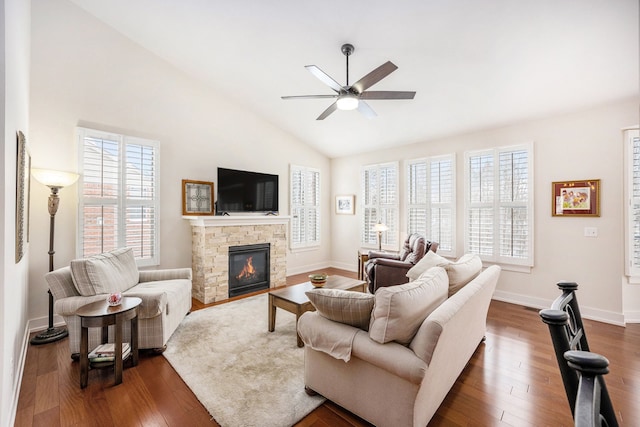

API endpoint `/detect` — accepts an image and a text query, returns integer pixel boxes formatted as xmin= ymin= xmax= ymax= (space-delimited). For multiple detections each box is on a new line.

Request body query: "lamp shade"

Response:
xmin=374 ymin=222 xmax=388 ymax=232
xmin=32 ymin=168 xmax=80 ymax=189
xmin=336 ymin=94 xmax=359 ymax=111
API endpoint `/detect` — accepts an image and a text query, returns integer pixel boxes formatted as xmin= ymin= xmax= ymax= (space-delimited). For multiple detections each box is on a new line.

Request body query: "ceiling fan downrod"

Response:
xmin=341 ymin=43 xmax=354 ymax=87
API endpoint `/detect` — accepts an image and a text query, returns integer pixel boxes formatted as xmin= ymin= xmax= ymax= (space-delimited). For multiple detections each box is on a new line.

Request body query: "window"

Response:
xmin=77 ymin=128 xmax=160 ymax=266
xmin=290 ymin=165 xmax=320 ymax=249
xmin=407 ymin=155 xmax=456 ymax=257
xmin=464 ymin=144 xmax=533 ymax=267
xmin=361 ymin=162 xmax=399 ymax=249
xmin=625 ymin=128 xmax=640 ymax=281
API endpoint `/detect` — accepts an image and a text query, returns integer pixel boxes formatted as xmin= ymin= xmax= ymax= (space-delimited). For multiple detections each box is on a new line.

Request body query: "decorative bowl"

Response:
xmin=107 ymin=292 xmax=122 ymax=306
xmin=309 ymin=273 xmax=328 ymax=287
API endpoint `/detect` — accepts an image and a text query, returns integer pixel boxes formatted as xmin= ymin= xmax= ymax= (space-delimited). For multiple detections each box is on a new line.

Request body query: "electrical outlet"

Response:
xmin=584 ymin=227 xmax=598 ymax=237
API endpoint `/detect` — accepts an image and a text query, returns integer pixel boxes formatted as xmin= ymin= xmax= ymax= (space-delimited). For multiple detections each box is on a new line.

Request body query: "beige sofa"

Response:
xmin=46 ymin=247 xmax=192 ymax=357
xmin=298 ymin=261 xmax=500 ymax=427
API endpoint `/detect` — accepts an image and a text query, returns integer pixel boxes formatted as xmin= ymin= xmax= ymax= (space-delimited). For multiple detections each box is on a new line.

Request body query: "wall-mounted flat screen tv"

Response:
xmin=216 ymin=167 xmax=279 ymax=214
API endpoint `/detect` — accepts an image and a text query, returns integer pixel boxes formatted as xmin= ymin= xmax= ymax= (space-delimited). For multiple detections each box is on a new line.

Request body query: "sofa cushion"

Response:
xmin=70 ymin=248 xmax=140 ymax=296
xmin=444 ymin=254 xmax=483 ymax=296
xmin=406 ymin=251 xmax=451 ymax=281
xmin=368 ymin=267 xmax=448 ymax=345
xmin=306 ymin=288 xmax=375 ymax=331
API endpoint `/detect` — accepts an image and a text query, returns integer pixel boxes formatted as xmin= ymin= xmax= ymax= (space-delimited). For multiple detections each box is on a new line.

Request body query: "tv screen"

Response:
xmin=216 ymin=167 xmax=279 ymax=214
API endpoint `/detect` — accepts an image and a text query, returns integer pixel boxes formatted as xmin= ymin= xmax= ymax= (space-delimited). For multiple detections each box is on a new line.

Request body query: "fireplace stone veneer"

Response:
xmin=187 ymin=216 xmax=289 ymax=304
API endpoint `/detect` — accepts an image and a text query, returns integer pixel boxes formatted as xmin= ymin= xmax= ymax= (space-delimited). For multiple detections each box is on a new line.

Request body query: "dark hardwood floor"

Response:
xmin=14 ymin=268 xmax=640 ymax=426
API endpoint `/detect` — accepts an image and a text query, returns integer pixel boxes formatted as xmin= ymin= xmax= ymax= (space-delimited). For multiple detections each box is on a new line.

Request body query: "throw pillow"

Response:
xmin=368 ymin=267 xmax=448 ymax=345
xmin=70 ymin=247 xmax=139 ymax=296
xmin=306 ymin=288 xmax=375 ymax=331
xmin=444 ymin=253 xmax=483 ymax=296
xmin=406 ymin=250 xmax=452 ymax=281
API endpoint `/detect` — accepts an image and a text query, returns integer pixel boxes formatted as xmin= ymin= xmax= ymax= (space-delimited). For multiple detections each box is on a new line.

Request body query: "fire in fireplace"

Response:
xmin=228 ymin=243 xmax=270 ymax=297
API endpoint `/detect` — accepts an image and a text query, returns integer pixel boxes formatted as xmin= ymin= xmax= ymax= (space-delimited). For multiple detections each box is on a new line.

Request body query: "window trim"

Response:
xmin=405 ymin=154 xmax=456 ymax=257
xmin=289 ymin=164 xmax=321 ymax=251
xmin=624 ymin=127 xmax=640 ymax=282
xmin=77 ymin=127 xmax=161 ymax=267
xmin=464 ymin=142 xmax=534 ymax=267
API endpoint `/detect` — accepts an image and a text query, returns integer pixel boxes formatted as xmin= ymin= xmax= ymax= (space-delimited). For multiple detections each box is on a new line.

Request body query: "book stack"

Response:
xmin=88 ymin=342 xmax=131 ymax=363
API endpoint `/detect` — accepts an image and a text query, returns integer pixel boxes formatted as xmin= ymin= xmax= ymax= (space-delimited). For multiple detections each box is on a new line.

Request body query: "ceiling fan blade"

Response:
xmin=305 ymin=65 xmax=343 ymax=93
xmin=359 ymin=91 xmax=416 ymax=100
xmin=357 ymin=100 xmax=377 ymax=119
xmin=317 ymin=102 xmax=338 ymax=120
xmin=281 ymin=95 xmax=338 ymax=100
xmin=351 ymin=61 xmax=398 ymax=94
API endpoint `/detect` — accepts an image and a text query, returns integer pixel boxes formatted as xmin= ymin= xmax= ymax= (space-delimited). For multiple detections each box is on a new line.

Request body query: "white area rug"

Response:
xmin=163 ymin=294 xmax=325 ymax=427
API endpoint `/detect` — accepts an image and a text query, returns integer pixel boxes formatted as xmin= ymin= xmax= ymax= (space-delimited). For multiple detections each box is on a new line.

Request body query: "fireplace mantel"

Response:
xmin=183 ymin=215 xmax=290 ymax=227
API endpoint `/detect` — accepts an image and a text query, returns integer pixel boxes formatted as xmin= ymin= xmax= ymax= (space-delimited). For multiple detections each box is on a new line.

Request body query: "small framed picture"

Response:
xmin=335 ymin=195 xmax=355 ymax=215
xmin=551 ymin=179 xmax=600 ymax=217
xmin=182 ymin=179 xmax=214 ymax=215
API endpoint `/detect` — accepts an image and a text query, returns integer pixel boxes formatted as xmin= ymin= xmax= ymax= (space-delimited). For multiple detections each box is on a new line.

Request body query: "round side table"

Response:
xmin=75 ymin=296 xmax=142 ymax=388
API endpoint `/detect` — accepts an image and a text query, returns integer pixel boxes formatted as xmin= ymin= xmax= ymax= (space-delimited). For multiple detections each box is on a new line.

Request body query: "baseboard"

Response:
xmin=28 ymin=314 xmax=66 ymax=334
xmin=9 ymin=322 xmax=32 ymax=427
xmin=624 ymin=311 xmax=640 ymax=323
xmin=287 ymin=261 xmax=333 ymax=276
xmin=288 ymin=261 xmax=357 ymax=277
xmin=492 ymin=290 xmax=626 ymax=326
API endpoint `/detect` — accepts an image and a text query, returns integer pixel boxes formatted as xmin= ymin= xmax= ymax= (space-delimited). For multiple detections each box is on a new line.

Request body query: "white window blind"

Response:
xmin=465 ymin=144 xmax=533 ymax=266
xmin=362 ymin=162 xmax=399 ymax=249
xmin=290 ymin=165 xmax=320 ymax=249
xmin=625 ymin=128 xmax=640 ymax=279
xmin=78 ymin=128 xmax=160 ymax=266
xmin=407 ymin=155 xmax=455 ymax=257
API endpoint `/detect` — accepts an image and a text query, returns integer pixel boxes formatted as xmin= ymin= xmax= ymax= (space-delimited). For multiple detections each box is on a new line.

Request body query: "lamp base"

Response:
xmin=30 ymin=327 xmax=68 ymax=345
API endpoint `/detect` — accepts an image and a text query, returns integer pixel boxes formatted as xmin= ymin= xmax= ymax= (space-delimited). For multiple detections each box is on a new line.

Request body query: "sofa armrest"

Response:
xmin=46 ymin=267 xmax=81 ymax=300
xmin=139 ymin=268 xmax=192 ymax=283
xmin=54 ymin=294 xmax=108 ymax=317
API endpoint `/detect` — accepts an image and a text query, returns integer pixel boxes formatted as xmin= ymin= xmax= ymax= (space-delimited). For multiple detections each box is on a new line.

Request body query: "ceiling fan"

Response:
xmin=281 ymin=43 xmax=416 ymax=120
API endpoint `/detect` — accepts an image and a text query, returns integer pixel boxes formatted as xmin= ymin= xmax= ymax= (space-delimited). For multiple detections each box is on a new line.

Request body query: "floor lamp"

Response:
xmin=30 ymin=168 xmax=79 ymax=345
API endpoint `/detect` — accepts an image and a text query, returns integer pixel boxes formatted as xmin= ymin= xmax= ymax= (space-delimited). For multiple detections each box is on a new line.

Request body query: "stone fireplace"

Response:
xmin=187 ymin=216 xmax=288 ymax=304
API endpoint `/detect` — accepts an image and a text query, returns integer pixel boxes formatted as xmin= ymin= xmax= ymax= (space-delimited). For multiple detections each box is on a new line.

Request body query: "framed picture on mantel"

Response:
xmin=182 ymin=179 xmax=214 ymax=215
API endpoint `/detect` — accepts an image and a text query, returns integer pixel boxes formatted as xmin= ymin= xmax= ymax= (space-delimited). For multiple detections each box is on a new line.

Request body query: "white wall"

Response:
xmin=331 ymin=98 xmax=639 ymax=324
xmin=28 ymin=0 xmax=332 ymax=326
xmin=1 ymin=0 xmax=31 ymax=424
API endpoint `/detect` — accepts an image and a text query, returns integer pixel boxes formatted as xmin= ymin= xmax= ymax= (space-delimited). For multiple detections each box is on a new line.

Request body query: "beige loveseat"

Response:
xmin=46 ymin=247 xmax=192 ymax=357
xmin=298 ymin=260 xmax=500 ymax=427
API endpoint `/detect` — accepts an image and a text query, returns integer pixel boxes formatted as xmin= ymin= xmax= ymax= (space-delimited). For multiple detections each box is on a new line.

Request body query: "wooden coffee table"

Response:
xmin=268 ymin=275 xmax=366 ymax=347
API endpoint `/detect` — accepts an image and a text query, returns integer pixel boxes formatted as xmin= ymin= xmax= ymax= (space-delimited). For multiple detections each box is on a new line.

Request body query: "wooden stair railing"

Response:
xmin=539 ymin=281 xmax=618 ymax=427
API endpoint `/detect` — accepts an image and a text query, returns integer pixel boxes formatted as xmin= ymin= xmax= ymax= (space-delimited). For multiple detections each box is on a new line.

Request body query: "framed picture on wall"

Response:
xmin=182 ymin=179 xmax=214 ymax=215
xmin=15 ymin=131 xmax=30 ymax=263
xmin=336 ymin=195 xmax=355 ymax=215
xmin=551 ymin=179 xmax=600 ymax=217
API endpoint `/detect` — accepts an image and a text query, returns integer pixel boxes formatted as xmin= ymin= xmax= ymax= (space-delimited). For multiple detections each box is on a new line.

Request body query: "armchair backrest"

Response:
xmin=399 ymin=233 xmax=427 ymax=264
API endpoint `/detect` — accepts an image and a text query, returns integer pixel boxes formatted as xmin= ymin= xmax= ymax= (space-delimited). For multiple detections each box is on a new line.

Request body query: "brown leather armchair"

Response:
xmin=364 ymin=233 xmax=438 ymax=293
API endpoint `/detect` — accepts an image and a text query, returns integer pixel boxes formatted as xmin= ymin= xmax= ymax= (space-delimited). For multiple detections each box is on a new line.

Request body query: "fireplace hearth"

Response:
xmin=228 ymin=243 xmax=270 ymax=297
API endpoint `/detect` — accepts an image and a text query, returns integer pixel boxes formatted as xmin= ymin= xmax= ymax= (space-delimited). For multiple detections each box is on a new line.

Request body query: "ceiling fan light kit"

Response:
xmin=336 ymin=94 xmax=359 ymax=110
xmin=282 ymin=43 xmax=415 ymax=120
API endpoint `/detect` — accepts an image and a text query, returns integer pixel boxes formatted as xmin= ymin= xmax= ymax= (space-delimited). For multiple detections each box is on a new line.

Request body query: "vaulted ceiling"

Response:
xmin=68 ymin=0 xmax=638 ymax=158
